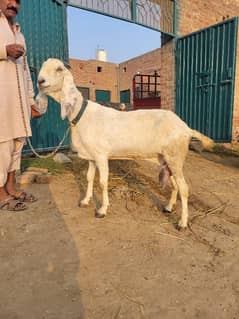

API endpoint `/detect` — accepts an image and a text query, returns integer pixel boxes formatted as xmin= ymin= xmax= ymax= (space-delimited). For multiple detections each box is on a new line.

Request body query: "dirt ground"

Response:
xmin=0 ymin=150 xmax=239 ymax=319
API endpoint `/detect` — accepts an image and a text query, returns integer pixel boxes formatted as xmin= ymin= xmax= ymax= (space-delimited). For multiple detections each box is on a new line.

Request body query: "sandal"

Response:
xmin=0 ymin=197 xmax=27 ymax=211
xmin=10 ymin=191 xmax=37 ymax=203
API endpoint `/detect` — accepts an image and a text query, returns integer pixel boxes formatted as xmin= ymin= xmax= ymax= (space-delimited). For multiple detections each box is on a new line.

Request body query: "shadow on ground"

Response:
xmin=0 ymin=182 xmax=84 ymax=319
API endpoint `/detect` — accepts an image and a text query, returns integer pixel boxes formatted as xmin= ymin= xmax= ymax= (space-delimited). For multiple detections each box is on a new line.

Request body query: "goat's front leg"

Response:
xmin=175 ymin=174 xmax=189 ymax=229
xmin=95 ymin=158 xmax=109 ymax=218
xmin=80 ymin=160 xmax=96 ymax=206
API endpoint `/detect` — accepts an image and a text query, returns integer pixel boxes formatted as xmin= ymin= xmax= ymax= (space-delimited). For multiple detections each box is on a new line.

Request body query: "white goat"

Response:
xmin=36 ymin=58 xmax=214 ymax=229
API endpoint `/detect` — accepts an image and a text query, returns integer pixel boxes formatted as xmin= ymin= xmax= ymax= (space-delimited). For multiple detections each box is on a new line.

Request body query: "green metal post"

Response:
xmin=173 ymin=0 xmax=178 ymax=37
xmin=131 ymin=0 xmax=137 ymax=22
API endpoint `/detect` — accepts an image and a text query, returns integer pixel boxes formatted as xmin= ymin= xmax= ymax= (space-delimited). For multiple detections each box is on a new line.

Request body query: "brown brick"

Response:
xmin=26 ymin=167 xmax=49 ymax=174
xmin=16 ymin=172 xmax=37 ymax=185
xmin=35 ymin=174 xmax=53 ymax=184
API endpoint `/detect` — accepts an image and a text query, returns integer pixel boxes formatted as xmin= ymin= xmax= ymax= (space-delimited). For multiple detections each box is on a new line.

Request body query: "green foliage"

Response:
xmin=21 ymin=156 xmax=72 ymax=175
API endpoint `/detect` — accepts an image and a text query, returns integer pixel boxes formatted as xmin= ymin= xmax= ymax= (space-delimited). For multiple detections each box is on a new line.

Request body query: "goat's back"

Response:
xmin=73 ymin=103 xmax=192 ymax=159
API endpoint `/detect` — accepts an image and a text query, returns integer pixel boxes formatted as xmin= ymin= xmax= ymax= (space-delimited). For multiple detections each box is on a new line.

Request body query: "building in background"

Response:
xmin=70 ymin=47 xmax=162 ymax=109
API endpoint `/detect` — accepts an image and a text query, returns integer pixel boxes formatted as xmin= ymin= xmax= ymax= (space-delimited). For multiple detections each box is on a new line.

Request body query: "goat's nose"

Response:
xmin=38 ymin=77 xmax=45 ymax=85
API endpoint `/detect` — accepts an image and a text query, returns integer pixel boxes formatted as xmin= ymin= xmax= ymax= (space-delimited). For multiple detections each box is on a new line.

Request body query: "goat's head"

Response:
xmin=37 ymin=58 xmax=77 ymax=119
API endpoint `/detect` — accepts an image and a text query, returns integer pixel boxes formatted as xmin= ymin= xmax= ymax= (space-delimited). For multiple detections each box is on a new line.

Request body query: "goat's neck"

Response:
xmin=67 ymin=89 xmax=84 ymax=122
xmin=49 ymin=91 xmax=61 ymax=102
xmin=47 ymin=88 xmax=85 ymax=122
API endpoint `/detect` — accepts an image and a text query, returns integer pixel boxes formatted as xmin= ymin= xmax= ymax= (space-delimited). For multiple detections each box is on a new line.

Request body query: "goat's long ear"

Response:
xmin=35 ymin=91 xmax=48 ymax=114
xmin=60 ymin=70 xmax=77 ymax=120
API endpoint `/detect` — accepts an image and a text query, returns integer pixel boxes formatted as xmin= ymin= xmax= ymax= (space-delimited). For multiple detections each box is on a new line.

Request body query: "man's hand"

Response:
xmin=31 ymin=105 xmax=42 ymax=118
xmin=6 ymin=44 xmax=25 ymax=59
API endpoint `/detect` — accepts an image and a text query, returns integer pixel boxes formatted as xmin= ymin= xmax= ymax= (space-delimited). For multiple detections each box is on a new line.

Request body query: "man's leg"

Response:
xmin=0 ymin=139 xmax=27 ymax=210
xmin=5 ymin=138 xmax=24 ymax=195
xmin=5 ymin=170 xmax=17 ymax=195
xmin=0 ymin=140 xmax=14 ymax=202
xmin=6 ymin=138 xmax=37 ymax=203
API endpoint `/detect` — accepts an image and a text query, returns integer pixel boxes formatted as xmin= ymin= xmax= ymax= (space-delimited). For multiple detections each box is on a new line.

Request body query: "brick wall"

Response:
xmin=70 ymin=48 xmax=162 ymax=106
xmin=178 ymin=0 xmax=239 ymax=141
xmin=160 ymin=40 xmax=175 ymax=110
xmin=178 ymin=0 xmax=239 ymax=35
xmin=119 ymin=48 xmax=161 ymax=103
xmin=69 ymin=58 xmax=118 ymax=102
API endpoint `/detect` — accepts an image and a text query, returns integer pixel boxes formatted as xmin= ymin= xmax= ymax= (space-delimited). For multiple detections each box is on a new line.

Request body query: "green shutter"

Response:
xmin=95 ymin=90 xmax=111 ymax=103
xmin=120 ymin=90 xmax=131 ymax=103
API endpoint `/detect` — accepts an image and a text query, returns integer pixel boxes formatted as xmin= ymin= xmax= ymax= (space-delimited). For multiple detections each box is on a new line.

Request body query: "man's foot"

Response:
xmin=8 ymin=191 xmax=37 ymax=203
xmin=0 ymin=197 xmax=27 ymax=211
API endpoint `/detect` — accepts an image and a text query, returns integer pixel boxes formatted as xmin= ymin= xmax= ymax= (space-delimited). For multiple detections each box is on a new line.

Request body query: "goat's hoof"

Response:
xmin=80 ymin=202 xmax=88 ymax=207
xmin=95 ymin=211 xmax=106 ymax=218
xmin=176 ymin=220 xmax=187 ymax=231
xmin=80 ymin=199 xmax=90 ymax=207
xmin=163 ymin=206 xmax=171 ymax=214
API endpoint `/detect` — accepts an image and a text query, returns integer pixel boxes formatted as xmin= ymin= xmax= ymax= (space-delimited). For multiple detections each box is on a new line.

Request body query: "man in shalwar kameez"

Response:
xmin=0 ymin=0 xmax=41 ymax=211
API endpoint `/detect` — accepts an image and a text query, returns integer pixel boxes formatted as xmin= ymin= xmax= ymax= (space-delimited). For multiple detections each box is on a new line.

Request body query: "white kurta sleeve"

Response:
xmin=20 ymin=34 xmax=35 ymax=107
xmin=25 ymin=58 xmax=35 ymax=106
xmin=0 ymin=42 xmax=7 ymax=60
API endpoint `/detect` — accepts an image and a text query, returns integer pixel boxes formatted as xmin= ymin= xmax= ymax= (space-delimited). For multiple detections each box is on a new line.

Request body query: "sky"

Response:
xmin=67 ymin=6 xmax=161 ymax=63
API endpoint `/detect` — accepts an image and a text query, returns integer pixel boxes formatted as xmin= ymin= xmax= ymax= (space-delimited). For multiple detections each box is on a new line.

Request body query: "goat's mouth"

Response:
xmin=38 ymin=84 xmax=50 ymax=91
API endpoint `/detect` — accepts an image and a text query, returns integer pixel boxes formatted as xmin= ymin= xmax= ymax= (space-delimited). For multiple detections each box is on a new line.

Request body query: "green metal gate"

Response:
xmin=18 ymin=0 xmax=69 ymax=152
xmin=68 ymin=0 xmax=176 ymax=37
xmin=176 ymin=18 xmax=238 ymax=142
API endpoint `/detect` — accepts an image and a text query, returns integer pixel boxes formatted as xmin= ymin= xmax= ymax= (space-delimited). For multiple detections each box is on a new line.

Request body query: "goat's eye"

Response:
xmin=56 ymin=66 xmax=63 ymax=72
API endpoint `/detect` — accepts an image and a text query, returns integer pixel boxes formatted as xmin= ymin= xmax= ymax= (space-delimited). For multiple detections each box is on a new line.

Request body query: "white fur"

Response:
xmin=36 ymin=58 xmax=215 ymax=229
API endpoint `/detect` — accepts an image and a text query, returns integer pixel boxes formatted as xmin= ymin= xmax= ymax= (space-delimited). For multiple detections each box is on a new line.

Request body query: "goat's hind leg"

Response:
xmin=163 ymin=156 xmax=189 ymax=229
xmin=80 ymin=160 xmax=96 ymax=206
xmin=174 ymin=173 xmax=189 ymax=229
xmin=157 ymin=155 xmax=178 ymax=213
xmin=163 ymin=176 xmax=178 ymax=213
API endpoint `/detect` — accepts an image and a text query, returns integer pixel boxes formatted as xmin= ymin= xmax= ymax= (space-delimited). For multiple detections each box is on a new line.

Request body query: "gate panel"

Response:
xmin=68 ymin=0 xmax=175 ymax=36
xmin=18 ymin=0 xmax=69 ymax=152
xmin=176 ymin=18 xmax=238 ymax=142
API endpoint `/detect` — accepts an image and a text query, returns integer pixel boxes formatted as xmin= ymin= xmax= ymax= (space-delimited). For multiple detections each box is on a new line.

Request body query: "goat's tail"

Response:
xmin=191 ymin=130 xmax=215 ymax=151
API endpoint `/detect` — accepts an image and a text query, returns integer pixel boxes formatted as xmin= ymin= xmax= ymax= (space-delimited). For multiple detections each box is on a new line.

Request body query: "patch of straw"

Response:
xmin=190 ymin=202 xmax=228 ymax=224
xmin=111 ymin=283 xmax=145 ymax=317
xmin=112 ymin=305 xmax=121 ymax=319
xmin=155 ymin=231 xmax=185 ymax=241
